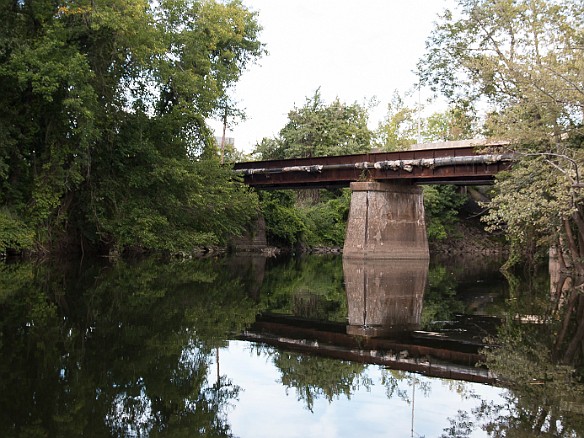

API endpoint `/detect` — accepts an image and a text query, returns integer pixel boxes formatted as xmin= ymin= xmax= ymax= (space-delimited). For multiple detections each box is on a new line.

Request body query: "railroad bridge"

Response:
xmin=234 ymin=140 xmax=512 ymax=259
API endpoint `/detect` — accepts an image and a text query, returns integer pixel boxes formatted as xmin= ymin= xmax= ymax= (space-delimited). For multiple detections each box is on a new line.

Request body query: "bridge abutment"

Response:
xmin=343 ymin=182 xmax=429 ymax=259
xmin=231 ymin=214 xmax=268 ymax=252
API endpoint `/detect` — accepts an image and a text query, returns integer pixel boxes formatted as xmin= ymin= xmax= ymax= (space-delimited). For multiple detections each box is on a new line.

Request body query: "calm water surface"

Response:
xmin=0 ymin=253 xmax=582 ymax=437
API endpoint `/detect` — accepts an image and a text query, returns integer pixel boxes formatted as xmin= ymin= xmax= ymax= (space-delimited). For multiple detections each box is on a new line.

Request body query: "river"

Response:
xmin=0 ymin=253 xmax=582 ymax=437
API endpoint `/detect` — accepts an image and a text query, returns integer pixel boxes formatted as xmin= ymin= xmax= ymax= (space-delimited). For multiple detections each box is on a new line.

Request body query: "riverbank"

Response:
xmin=429 ymin=219 xmax=508 ymax=255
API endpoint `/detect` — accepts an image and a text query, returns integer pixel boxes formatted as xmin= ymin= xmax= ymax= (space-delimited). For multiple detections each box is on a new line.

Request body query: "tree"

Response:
xmin=252 ymin=91 xmax=372 ymax=248
xmin=373 ymin=91 xmax=418 ymax=151
xmin=373 ymin=91 xmax=479 ymax=148
xmin=419 ymin=3 xmax=584 ymax=426
xmin=419 ymin=0 xmax=584 ymax=275
xmin=259 ymin=190 xmax=307 ymax=247
xmin=424 ymin=100 xmax=478 ymax=142
xmin=423 ymin=185 xmax=467 ymax=241
xmin=0 ymin=0 xmax=264 ymax=254
xmin=253 ymin=89 xmax=373 ymax=160
xmin=215 ymin=91 xmax=246 ymax=164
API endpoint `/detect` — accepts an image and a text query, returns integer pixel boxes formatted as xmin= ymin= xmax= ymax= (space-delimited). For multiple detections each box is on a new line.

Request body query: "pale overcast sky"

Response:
xmin=210 ymin=0 xmax=455 ymax=153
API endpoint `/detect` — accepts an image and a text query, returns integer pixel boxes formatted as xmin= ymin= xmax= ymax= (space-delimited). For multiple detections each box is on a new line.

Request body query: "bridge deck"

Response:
xmin=234 ymin=146 xmax=512 ymax=189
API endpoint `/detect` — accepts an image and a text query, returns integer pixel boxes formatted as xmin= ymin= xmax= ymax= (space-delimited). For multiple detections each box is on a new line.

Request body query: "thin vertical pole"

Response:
xmin=216 ymin=347 xmax=220 ymax=386
xmin=417 ymin=85 xmax=422 ymax=144
xmin=220 ymin=110 xmax=227 ymax=165
xmin=411 ymin=379 xmax=416 ymax=437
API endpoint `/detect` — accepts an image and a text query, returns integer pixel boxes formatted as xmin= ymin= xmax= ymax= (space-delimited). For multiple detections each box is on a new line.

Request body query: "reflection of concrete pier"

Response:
xmin=343 ymin=258 xmax=428 ymax=337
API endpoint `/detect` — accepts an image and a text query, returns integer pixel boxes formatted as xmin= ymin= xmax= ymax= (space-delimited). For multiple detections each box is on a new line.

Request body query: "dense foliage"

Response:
xmin=0 ymin=0 xmax=264 ymax=255
xmin=419 ymin=0 xmax=584 ymax=274
xmin=259 ymin=190 xmax=307 ymax=247
xmin=418 ymin=0 xmax=584 ymax=413
xmin=423 ymin=185 xmax=467 ymax=241
xmin=252 ymin=93 xmax=369 ymax=249
xmin=253 ymin=89 xmax=372 ymax=160
xmin=258 ymin=188 xmax=351 ymax=249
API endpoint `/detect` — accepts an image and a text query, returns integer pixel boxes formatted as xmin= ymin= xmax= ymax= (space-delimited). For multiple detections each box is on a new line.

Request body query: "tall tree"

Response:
xmin=419 ymin=0 xmax=584 ymax=274
xmin=424 ymin=100 xmax=478 ymax=142
xmin=373 ymin=91 xmax=418 ymax=151
xmin=0 ymin=0 xmax=264 ymax=254
xmin=251 ymin=92 xmax=372 ymax=248
xmin=253 ymin=89 xmax=372 ymax=160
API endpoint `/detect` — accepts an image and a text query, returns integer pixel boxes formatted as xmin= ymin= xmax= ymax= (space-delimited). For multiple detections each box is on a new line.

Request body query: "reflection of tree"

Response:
xmin=441 ymin=410 xmax=474 ymax=438
xmin=421 ymin=265 xmax=465 ymax=329
xmin=0 ymin=256 xmax=262 ymax=436
xmin=552 ymin=276 xmax=584 ymax=369
xmin=259 ymin=346 xmax=369 ymax=412
xmin=381 ymin=370 xmax=483 ymax=438
xmin=381 ymin=369 xmax=431 ymax=403
xmin=260 ymin=255 xmax=347 ymax=322
xmin=443 ymin=269 xmax=584 ymax=436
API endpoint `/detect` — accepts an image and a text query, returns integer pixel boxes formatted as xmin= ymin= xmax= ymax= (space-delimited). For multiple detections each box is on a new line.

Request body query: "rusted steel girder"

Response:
xmin=234 ymin=146 xmax=513 ymax=189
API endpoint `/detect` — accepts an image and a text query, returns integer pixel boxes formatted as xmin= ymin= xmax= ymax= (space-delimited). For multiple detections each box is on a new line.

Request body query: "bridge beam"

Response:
xmin=343 ymin=182 xmax=429 ymax=259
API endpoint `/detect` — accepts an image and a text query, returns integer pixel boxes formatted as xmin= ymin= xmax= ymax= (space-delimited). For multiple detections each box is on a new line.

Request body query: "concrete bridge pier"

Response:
xmin=343 ymin=182 xmax=429 ymax=259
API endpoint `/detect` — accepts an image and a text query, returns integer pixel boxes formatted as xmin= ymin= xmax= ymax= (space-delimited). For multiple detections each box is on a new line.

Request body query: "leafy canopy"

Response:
xmin=0 ymin=0 xmax=265 ymax=253
xmin=253 ymin=89 xmax=372 ymax=160
xmin=419 ymin=0 xmax=584 ymax=272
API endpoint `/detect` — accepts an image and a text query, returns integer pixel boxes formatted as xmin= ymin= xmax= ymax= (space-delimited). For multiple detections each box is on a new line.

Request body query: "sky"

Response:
xmin=209 ymin=0 xmax=456 ymax=153
xmin=215 ymin=340 xmax=506 ymax=437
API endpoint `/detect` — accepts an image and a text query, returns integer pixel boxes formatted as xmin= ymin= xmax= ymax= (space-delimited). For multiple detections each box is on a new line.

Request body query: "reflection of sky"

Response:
xmin=214 ymin=340 xmax=507 ymax=438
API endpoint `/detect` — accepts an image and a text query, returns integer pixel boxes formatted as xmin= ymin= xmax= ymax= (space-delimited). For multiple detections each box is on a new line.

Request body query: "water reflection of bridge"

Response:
xmin=240 ymin=314 xmax=498 ymax=385
xmin=238 ymin=255 xmax=499 ymax=385
xmin=344 ymin=258 xmax=427 ymax=337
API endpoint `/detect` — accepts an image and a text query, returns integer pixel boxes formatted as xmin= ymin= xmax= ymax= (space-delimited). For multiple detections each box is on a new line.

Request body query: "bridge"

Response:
xmin=234 ymin=141 xmax=512 ymax=190
xmin=234 ymin=140 xmax=513 ymax=259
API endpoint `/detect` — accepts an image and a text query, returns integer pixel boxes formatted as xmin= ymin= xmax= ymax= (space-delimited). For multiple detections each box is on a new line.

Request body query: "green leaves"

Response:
xmin=0 ymin=208 xmax=34 ymax=254
xmin=254 ymin=90 xmax=372 ymax=160
xmin=423 ymin=185 xmax=467 ymax=242
xmin=157 ymin=0 xmax=264 ymax=117
xmin=302 ymin=189 xmax=351 ymax=247
xmin=373 ymin=91 xmax=418 ymax=151
xmin=419 ymin=0 xmax=583 ymax=143
xmin=419 ymin=0 xmax=584 ymax=270
xmin=260 ymin=191 xmax=307 ymax=246
xmin=482 ymin=153 xmax=581 ymax=263
xmin=96 ymin=148 xmax=259 ymax=251
xmin=0 ymin=0 xmax=264 ymax=254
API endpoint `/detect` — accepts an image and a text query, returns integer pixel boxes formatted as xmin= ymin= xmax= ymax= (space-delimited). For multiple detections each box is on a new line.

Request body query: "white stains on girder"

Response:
xmin=236 ymin=154 xmax=514 ymax=176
